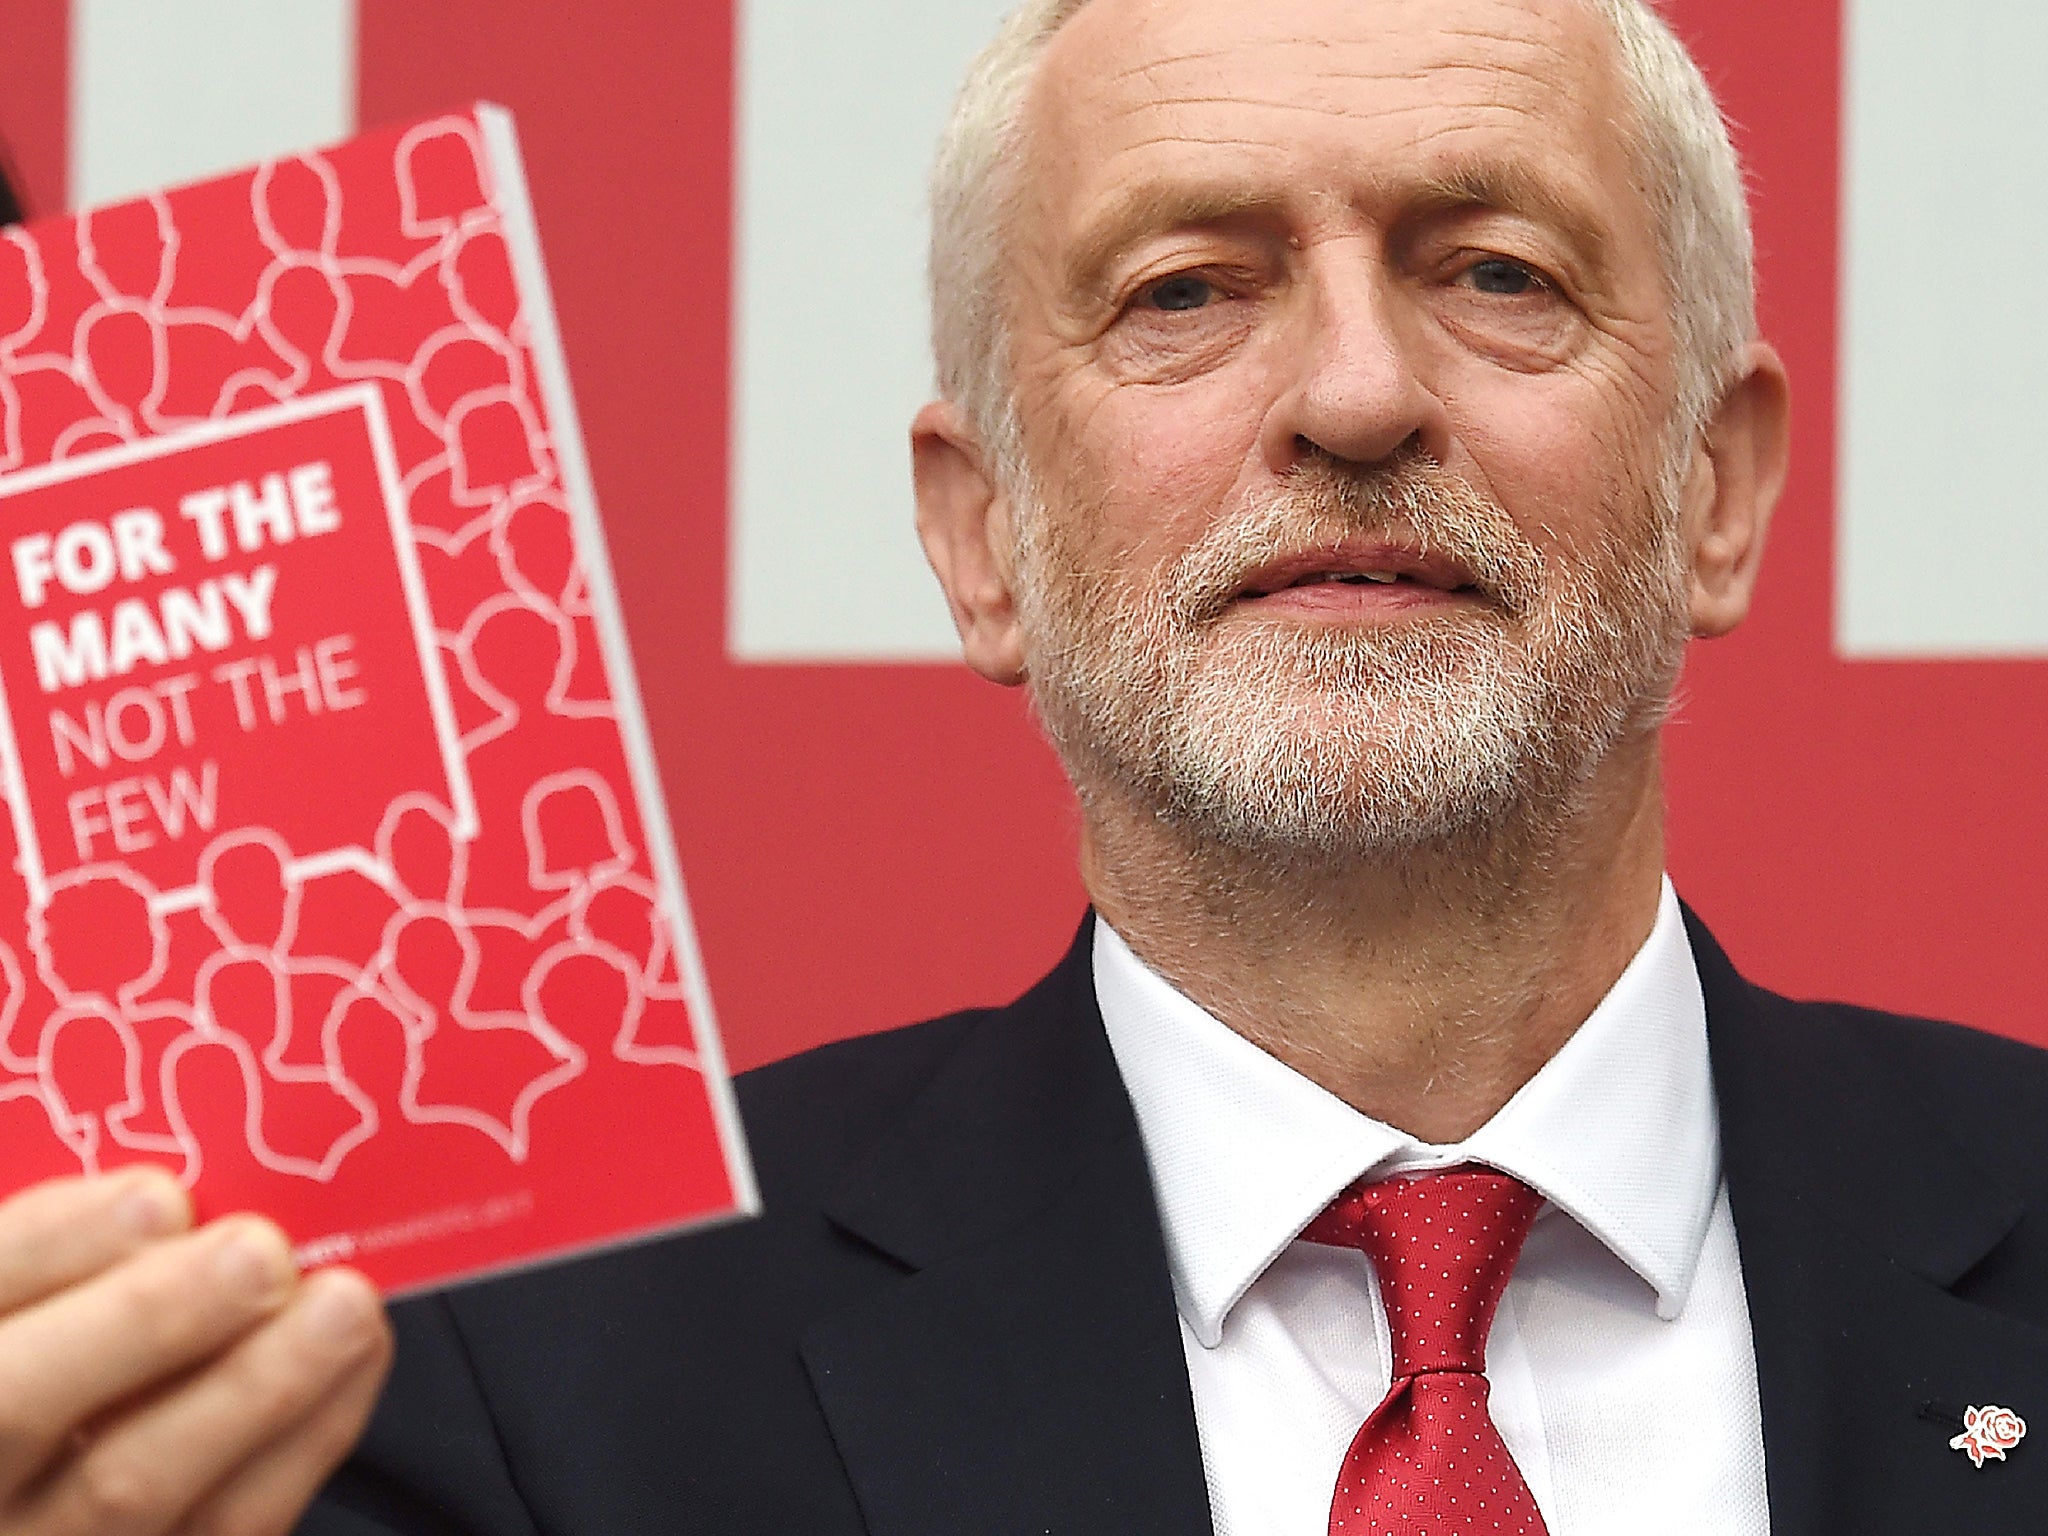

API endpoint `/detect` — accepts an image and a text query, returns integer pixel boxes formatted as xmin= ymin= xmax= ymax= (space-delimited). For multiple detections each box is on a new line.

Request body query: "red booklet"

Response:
xmin=0 ymin=106 xmax=757 ymax=1293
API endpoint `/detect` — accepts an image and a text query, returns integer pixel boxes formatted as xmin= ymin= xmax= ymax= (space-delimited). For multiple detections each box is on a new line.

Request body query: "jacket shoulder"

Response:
xmin=734 ymin=1005 xmax=994 ymax=1205
xmin=1797 ymin=998 xmax=2048 ymax=1172
xmin=1689 ymin=907 xmax=2048 ymax=1179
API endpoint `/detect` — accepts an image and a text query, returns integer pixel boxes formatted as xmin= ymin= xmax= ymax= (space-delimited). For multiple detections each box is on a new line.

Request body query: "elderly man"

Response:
xmin=3 ymin=0 xmax=2045 ymax=1531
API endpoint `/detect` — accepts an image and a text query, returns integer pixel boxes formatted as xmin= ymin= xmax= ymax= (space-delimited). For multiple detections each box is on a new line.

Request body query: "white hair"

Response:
xmin=928 ymin=0 xmax=1756 ymax=466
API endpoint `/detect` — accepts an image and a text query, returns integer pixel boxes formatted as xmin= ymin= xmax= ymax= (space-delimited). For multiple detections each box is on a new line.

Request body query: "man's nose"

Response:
xmin=1261 ymin=254 xmax=1448 ymax=472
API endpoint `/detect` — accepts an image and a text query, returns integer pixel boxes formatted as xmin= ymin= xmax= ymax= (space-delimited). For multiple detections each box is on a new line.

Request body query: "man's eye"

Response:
xmin=1467 ymin=259 xmax=1542 ymax=296
xmin=1142 ymin=275 xmax=1217 ymax=312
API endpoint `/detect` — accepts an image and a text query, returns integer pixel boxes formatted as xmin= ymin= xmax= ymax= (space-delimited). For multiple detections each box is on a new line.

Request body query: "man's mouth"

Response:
xmin=1233 ymin=544 xmax=1486 ymax=609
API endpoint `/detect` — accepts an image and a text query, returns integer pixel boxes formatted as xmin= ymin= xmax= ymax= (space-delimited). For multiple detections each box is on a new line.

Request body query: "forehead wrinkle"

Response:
xmin=1096 ymin=133 xmax=1313 ymax=154
xmin=1091 ymin=10 xmax=1586 ymax=67
xmin=1102 ymin=44 xmax=1268 ymax=85
xmin=1105 ymin=79 xmax=1548 ymax=120
xmin=1063 ymin=23 xmax=1608 ymax=149
xmin=1096 ymin=58 xmax=1576 ymax=116
xmin=1102 ymin=95 xmax=1576 ymax=137
xmin=1085 ymin=12 xmax=1589 ymax=90
xmin=1059 ymin=53 xmax=1587 ymax=162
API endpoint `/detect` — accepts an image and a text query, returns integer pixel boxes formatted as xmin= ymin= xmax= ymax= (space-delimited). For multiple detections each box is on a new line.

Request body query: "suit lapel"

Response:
xmin=800 ymin=922 xmax=1213 ymax=1536
xmin=1695 ymin=916 xmax=2048 ymax=1533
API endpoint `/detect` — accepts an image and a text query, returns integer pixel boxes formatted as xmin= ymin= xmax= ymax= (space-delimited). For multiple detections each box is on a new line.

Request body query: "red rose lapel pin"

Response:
xmin=1949 ymin=1405 xmax=2026 ymax=1468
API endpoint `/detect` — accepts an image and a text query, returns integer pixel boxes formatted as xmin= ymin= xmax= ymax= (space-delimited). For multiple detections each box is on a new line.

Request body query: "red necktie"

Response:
xmin=1302 ymin=1167 xmax=1549 ymax=1536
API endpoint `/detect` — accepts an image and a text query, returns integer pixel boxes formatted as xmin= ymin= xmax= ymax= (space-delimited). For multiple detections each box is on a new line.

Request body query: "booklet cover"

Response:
xmin=0 ymin=106 xmax=757 ymax=1293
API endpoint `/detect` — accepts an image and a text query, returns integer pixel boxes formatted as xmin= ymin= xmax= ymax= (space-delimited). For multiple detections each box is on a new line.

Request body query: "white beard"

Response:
xmin=1009 ymin=447 xmax=1693 ymax=860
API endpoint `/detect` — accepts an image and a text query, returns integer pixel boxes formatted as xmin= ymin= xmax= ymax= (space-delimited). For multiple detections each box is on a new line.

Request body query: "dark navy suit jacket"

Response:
xmin=302 ymin=914 xmax=2048 ymax=1533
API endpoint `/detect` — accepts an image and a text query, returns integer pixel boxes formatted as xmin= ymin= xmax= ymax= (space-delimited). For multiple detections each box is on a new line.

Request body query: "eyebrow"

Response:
xmin=1060 ymin=183 xmax=1290 ymax=304
xmin=1057 ymin=158 xmax=1615 ymax=304
xmin=1406 ymin=161 xmax=1614 ymax=273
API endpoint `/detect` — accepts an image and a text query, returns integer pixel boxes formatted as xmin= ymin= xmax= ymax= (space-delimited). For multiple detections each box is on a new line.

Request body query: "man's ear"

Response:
xmin=1679 ymin=341 xmax=1792 ymax=638
xmin=912 ymin=399 xmax=1029 ymax=686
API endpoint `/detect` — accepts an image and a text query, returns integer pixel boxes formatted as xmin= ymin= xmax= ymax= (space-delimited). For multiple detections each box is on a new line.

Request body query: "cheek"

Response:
xmin=1056 ymin=368 xmax=1272 ymax=555
xmin=1439 ymin=368 xmax=1669 ymax=552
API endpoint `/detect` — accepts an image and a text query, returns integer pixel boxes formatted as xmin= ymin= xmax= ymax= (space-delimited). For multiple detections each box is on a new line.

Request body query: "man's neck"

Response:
xmin=1080 ymin=750 xmax=1669 ymax=1144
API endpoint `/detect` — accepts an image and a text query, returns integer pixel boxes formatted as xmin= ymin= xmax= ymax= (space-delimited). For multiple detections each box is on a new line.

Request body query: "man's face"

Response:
xmin=993 ymin=0 xmax=1700 ymax=855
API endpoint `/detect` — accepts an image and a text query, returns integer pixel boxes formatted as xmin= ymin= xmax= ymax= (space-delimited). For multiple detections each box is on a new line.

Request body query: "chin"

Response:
xmin=1045 ymin=669 xmax=1544 ymax=861
xmin=1149 ymin=712 xmax=1537 ymax=859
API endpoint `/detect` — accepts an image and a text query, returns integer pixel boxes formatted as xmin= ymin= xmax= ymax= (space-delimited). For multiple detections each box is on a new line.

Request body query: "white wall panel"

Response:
xmin=1839 ymin=0 xmax=2048 ymax=656
xmin=730 ymin=0 xmax=1013 ymax=661
xmin=72 ymin=0 xmax=357 ymax=210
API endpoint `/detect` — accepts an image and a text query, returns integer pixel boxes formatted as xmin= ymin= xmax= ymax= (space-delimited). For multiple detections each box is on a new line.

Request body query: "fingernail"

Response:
xmin=301 ymin=1275 xmax=378 ymax=1350
xmin=212 ymin=1220 xmax=295 ymax=1302
xmin=114 ymin=1172 xmax=187 ymax=1238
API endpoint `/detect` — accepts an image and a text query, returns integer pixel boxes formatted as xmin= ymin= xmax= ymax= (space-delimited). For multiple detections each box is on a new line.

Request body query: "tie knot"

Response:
xmin=1303 ymin=1167 xmax=1542 ymax=1378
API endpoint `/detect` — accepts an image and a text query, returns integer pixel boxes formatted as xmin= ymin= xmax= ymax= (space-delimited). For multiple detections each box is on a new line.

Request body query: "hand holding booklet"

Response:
xmin=0 ymin=106 xmax=756 ymax=1294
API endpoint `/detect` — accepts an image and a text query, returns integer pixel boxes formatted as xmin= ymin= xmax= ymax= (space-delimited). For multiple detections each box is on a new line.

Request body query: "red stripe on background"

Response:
xmin=0 ymin=0 xmax=69 ymax=217
xmin=1664 ymin=0 xmax=2048 ymax=1043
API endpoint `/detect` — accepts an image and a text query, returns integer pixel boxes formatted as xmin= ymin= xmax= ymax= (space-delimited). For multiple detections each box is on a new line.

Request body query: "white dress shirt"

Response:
xmin=1093 ymin=879 xmax=1772 ymax=1535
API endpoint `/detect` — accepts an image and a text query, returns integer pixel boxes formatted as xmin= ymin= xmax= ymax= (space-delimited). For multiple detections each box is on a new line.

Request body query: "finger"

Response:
xmin=168 ymin=1351 xmax=390 ymax=1536
xmin=0 ymin=1216 xmax=295 ymax=1496
xmin=23 ymin=1269 xmax=388 ymax=1536
xmin=169 ymin=1296 xmax=392 ymax=1536
xmin=0 ymin=1172 xmax=190 ymax=1314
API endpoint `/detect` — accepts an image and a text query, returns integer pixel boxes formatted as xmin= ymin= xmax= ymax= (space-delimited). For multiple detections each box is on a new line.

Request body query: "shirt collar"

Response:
xmin=1093 ymin=878 xmax=1721 ymax=1347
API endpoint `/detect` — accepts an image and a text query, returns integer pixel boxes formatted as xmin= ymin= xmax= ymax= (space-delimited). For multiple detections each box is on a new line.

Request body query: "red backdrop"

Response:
xmin=0 ymin=0 xmax=2041 ymax=1071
